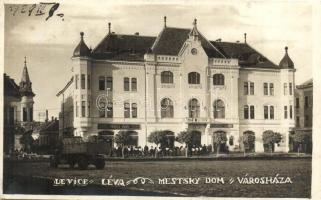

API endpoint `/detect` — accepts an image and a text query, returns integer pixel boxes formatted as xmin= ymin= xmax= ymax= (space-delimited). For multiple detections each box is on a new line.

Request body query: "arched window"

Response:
xmin=188 ymin=72 xmax=200 ymax=84
xmin=161 ymin=71 xmax=174 ymax=84
xmin=213 ymin=99 xmax=225 ymax=118
xmin=189 ymin=98 xmax=200 ymax=118
xmin=161 ymin=98 xmax=174 ymax=118
xmin=213 ymin=74 xmax=224 ymax=85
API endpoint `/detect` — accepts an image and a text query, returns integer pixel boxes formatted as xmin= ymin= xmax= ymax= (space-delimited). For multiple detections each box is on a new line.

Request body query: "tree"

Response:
xmin=19 ymin=130 xmax=34 ymax=153
xmin=176 ymin=131 xmax=194 ymax=157
xmin=114 ymin=131 xmax=131 ymax=159
xmin=262 ymin=131 xmax=282 ymax=154
xmin=148 ymin=130 xmax=168 ymax=157
xmin=212 ymin=132 xmax=227 ymax=156
xmin=291 ymin=132 xmax=311 ymax=155
xmin=243 ymin=131 xmax=256 ymax=155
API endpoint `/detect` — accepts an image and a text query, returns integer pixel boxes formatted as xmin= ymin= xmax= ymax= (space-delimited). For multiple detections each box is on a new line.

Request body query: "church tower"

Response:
xmin=19 ymin=57 xmax=35 ymax=128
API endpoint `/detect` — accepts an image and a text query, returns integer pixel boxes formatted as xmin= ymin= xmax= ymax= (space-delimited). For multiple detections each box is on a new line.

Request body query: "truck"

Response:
xmin=49 ymin=136 xmax=111 ymax=170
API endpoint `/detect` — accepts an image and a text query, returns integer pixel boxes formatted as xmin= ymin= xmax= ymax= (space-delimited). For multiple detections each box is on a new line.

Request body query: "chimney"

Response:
xmin=135 ymin=32 xmax=139 ymax=36
xmin=108 ymin=22 xmax=111 ymax=34
xmin=164 ymin=16 xmax=167 ymax=27
xmin=51 ymin=116 xmax=54 ymax=121
xmin=45 ymin=110 xmax=48 ymax=122
xmin=244 ymin=33 xmax=247 ymax=43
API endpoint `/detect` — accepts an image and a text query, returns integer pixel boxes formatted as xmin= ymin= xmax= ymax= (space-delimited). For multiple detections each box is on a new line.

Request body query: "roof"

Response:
xmin=73 ymin=32 xmax=91 ymax=57
xmin=19 ymin=58 xmax=35 ymax=97
xmin=35 ymin=120 xmax=59 ymax=135
xmin=279 ymin=47 xmax=294 ymax=69
xmin=4 ymin=74 xmax=21 ymax=99
xmin=73 ymin=24 xmax=287 ymax=70
xmin=297 ymin=78 xmax=313 ymax=89
xmin=151 ymin=27 xmax=225 ymax=58
xmin=92 ymin=34 xmax=156 ymax=61
xmin=210 ymin=41 xmax=278 ymax=68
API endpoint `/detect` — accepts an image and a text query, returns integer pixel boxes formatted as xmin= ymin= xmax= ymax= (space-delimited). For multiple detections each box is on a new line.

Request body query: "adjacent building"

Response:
xmin=3 ymin=58 xmax=35 ymax=153
xmin=292 ymin=79 xmax=313 ymax=153
xmin=57 ymin=18 xmax=295 ymax=152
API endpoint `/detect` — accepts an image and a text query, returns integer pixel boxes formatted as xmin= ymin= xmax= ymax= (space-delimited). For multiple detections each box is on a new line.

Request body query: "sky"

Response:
xmin=3 ymin=1 xmax=314 ymax=120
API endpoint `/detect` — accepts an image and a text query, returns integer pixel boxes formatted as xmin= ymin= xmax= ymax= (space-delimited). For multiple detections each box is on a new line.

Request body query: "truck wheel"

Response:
xmin=78 ymin=156 xmax=88 ymax=170
xmin=95 ymin=158 xmax=105 ymax=169
xmin=49 ymin=156 xmax=58 ymax=168
xmin=68 ymin=159 xmax=76 ymax=169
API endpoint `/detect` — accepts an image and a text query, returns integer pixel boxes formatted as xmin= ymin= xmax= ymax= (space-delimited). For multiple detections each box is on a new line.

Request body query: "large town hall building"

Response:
xmin=57 ymin=18 xmax=295 ymax=152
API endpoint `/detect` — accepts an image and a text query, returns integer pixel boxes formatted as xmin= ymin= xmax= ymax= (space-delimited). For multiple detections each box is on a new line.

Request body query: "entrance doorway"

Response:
xmin=212 ymin=131 xmax=228 ymax=153
xmin=243 ymin=131 xmax=255 ymax=153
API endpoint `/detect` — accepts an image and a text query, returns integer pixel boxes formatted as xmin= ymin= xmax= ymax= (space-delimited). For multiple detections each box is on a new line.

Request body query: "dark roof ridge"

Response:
xmin=151 ymin=27 xmax=166 ymax=52
xmin=112 ymin=33 xmax=156 ymax=38
xmin=197 ymin=31 xmax=226 ymax=58
xmin=244 ymin=42 xmax=278 ymax=67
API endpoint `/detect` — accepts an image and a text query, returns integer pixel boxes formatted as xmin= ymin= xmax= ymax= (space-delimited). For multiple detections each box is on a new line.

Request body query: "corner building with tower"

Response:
xmin=58 ymin=18 xmax=295 ymax=152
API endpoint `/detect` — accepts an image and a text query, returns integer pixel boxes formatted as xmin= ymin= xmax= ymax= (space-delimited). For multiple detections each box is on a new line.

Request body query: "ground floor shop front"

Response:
xmin=74 ymin=121 xmax=291 ymax=153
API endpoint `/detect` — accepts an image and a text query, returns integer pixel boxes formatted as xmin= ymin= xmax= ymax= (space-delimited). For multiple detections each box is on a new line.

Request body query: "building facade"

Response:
xmin=58 ymin=19 xmax=295 ymax=152
xmin=3 ymin=57 xmax=35 ymax=153
xmin=292 ymin=79 xmax=313 ymax=153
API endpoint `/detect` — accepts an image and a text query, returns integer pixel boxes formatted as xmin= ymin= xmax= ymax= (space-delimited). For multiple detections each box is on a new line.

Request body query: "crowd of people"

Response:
xmin=109 ymin=144 xmax=214 ymax=157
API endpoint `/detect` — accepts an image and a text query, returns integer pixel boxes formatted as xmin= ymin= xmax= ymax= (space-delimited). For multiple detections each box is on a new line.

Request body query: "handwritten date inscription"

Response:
xmin=8 ymin=3 xmax=64 ymax=21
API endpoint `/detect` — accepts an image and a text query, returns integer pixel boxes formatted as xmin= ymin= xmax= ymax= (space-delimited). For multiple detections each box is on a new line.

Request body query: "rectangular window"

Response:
xmin=9 ymin=107 xmax=15 ymax=125
xmin=284 ymin=83 xmax=288 ymax=95
xmin=250 ymin=82 xmax=254 ymax=95
xmin=250 ymin=105 xmax=255 ymax=119
xmin=87 ymin=101 xmax=90 ymax=117
xmin=264 ymin=83 xmax=268 ymax=95
xmin=304 ymin=96 xmax=309 ymax=108
xmin=270 ymin=83 xmax=274 ymax=96
xmin=81 ymin=74 xmax=86 ymax=89
xmin=264 ymin=106 xmax=269 ymax=119
xmin=296 ymin=116 xmax=300 ymax=127
xmin=244 ymin=82 xmax=248 ymax=95
xmin=87 ymin=75 xmax=91 ymax=90
xmin=23 ymin=107 xmax=27 ymax=122
xmin=284 ymin=106 xmax=288 ymax=119
xmin=304 ymin=115 xmax=309 ymax=127
xmin=99 ymin=109 xmax=105 ymax=118
xmin=124 ymin=77 xmax=130 ymax=91
xmin=99 ymin=76 xmax=105 ymax=90
xmin=76 ymin=102 xmax=79 ymax=117
xmin=106 ymin=77 xmax=113 ymax=91
xmin=270 ymin=106 xmax=274 ymax=119
xmin=290 ymin=105 xmax=293 ymax=119
xmin=81 ymin=101 xmax=86 ymax=117
xmin=131 ymin=78 xmax=137 ymax=91
xmin=75 ymin=75 xmax=79 ymax=89
xmin=244 ymin=105 xmax=249 ymax=119
xmin=107 ymin=102 xmax=113 ymax=118
xmin=30 ymin=107 xmax=33 ymax=121
xmin=124 ymin=103 xmax=130 ymax=118
xmin=296 ymin=98 xmax=300 ymax=108
xmin=289 ymin=83 xmax=293 ymax=95
xmin=132 ymin=103 xmax=137 ymax=118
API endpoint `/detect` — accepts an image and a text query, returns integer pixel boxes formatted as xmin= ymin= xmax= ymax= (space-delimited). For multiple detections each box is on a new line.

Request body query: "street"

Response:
xmin=3 ymin=158 xmax=311 ymax=197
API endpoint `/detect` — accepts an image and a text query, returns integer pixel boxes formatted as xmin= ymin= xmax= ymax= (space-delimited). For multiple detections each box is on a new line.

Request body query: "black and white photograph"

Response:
xmin=1 ymin=0 xmax=320 ymax=199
